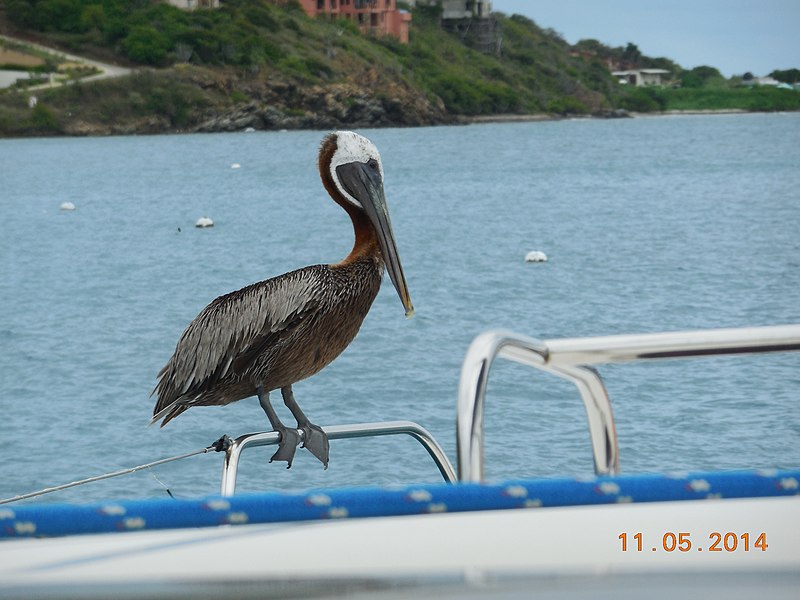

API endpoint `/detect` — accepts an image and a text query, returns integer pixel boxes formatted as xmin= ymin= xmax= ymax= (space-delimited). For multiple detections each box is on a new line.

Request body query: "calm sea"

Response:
xmin=1 ymin=113 xmax=799 ymax=504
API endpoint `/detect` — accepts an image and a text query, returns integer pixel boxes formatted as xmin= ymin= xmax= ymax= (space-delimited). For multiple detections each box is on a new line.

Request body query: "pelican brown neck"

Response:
xmin=319 ymin=137 xmax=379 ymax=263
xmin=318 ymin=132 xmax=414 ymax=317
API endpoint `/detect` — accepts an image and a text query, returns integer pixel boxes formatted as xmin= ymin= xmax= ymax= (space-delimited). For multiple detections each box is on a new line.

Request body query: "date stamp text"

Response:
xmin=618 ymin=532 xmax=768 ymax=553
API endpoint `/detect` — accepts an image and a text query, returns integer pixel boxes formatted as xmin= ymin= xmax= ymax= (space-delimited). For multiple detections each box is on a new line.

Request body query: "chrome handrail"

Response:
xmin=457 ymin=324 xmax=800 ymax=482
xmin=221 ymin=420 xmax=456 ymax=495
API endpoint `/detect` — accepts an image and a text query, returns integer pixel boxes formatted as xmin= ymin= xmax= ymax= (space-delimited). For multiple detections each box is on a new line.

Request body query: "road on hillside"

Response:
xmin=0 ymin=33 xmax=132 ymax=89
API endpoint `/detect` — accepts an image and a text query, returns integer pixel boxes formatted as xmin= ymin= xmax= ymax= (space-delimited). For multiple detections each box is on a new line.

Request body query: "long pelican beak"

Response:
xmin=336 ymin=161 xmax=414 ymax=318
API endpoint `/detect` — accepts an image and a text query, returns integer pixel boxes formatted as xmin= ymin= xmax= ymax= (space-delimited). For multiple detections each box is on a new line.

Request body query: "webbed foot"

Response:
xmin=269 ymin=426 xmax=301 ymax=469
xmin=301 ymin=423 xmax=330 ymax=469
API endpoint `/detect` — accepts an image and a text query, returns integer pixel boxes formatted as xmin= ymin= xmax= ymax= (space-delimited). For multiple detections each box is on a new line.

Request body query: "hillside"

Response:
xmin=0 ymin=0 xmax=798 ymax=137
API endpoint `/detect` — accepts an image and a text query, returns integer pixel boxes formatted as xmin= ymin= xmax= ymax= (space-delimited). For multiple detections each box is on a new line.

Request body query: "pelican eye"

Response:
xmin=367 ymin=158 xmax=379 ymax=171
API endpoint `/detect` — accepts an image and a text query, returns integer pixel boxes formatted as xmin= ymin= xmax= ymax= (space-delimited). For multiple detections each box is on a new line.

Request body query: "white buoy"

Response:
xmin=525 ymin=250 xmax=548 ymax=263
xmin=59 ymin=201 xmax=76 ymax=211
xmin=231 ymin=163 xmax=241 ymax=169
xmin=195 ymin=216 xmax=214 ymax=228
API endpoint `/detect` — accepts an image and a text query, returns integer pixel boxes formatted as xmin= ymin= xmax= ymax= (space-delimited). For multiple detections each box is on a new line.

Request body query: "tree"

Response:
xmin=5 ymin=0 xmax=38 ymax=29
xmin=123 ymin=26 xmax=171 ymax=65
xmin=574 ymin=39 xmax=607 ymax=56
xmin=38 ymin=0 xmax=86 ymax=33
xmin=770 ymin=68 xmax=800 ymax=83
xmin=681 ymin=66 xmax=724 ymax=89
xmin=81 ymin=4 xmax=107 ymax=32
xmin=622 ymin=43 xmax=641 ymax=65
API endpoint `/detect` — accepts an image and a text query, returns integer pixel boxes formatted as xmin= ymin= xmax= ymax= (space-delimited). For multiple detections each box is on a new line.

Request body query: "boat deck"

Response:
xmin=1 ymin=324 xmax=798 ymax=598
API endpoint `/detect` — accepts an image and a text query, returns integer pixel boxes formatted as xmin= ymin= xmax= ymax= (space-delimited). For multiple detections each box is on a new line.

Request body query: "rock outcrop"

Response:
xmin=51 ymin=65 xmax=452 ymax=136
xmin=193 ymin=79 xmax=449 ymax=133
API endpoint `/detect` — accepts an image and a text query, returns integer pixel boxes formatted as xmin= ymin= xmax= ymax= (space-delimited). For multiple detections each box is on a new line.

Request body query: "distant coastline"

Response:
xmin=1 ymin=5 xmax=798 ymax=139
xmin=462 ymin=108 xmax=759 ymax=125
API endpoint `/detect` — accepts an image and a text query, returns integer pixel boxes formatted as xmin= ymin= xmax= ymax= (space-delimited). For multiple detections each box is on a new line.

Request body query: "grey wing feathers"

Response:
xmin=151 ymin=268 xmax=324 ymax=424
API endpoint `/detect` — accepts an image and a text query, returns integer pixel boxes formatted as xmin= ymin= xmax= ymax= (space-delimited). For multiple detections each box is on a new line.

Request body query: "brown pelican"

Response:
xmin=151 ymin=131 xmax=413 ymax=469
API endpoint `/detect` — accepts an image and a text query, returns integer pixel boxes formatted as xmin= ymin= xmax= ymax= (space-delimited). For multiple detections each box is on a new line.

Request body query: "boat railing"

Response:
xmin=220 ymin=420 xmax=456 ymax=495
xmin=457 ymin=324 xmax=800 ymax=483
xmin=0 ymin=420 xmax=455 ymax=504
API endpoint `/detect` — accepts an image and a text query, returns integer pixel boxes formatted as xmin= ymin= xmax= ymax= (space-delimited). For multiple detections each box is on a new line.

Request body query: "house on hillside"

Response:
xmin=296 ymin=0 xmax=412 ymax=44
xmin=440 ymin=0 xmax=493 ymax=19
xmin=165 ymin=0 xmax=219 ymax=9
xmin=438 ymin=1 xmax=498 ymax=54
xmin=407 ymin=1 xmax=492 ymax=16
xmin=613 ymin=68 xmax=670 ymax=87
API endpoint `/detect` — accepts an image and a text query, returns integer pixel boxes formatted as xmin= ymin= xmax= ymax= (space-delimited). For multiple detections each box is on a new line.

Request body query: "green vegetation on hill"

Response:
xmin=769 ymin=68 xmax=800 ymax=83
xmin=618 ymin=85 xmax=800 ymax=113
xmin=390 ymin=9 xmax=618 ymax=115
xmin=2 ymin=1 xmax=622 ymax=113
xmin=4 ymin=0 xmax=331 ymax=69
xmin=0 ymin=0 xmax=798 ymax=137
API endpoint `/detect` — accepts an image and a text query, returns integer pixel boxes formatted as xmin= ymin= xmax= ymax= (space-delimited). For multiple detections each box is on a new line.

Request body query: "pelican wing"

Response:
xmin=152 ymin=267 xmax=324 ymax=422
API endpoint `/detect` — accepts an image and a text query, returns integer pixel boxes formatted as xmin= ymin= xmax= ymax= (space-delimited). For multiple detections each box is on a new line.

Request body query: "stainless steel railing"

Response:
xmin=220 ymin=420 xmax=456 ymax=495
xmin=219 ymin=325 xmax=800 ymax=493
xmin=457 ymin=324 xmax=800 ymax=483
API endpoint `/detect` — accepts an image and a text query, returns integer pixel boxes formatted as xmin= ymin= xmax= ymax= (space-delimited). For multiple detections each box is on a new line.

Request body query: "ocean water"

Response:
xmin=1 ymin=113 xmax=799 ymax=504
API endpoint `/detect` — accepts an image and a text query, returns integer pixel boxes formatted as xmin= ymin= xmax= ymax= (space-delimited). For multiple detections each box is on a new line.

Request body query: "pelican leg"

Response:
xmin=257 ymin=386 xmax=300 ymax=468
xmin=281 ymin=385 xmax=329 ymax=469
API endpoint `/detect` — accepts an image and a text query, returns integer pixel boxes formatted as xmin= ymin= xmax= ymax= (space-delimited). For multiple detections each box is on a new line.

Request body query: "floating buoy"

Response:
xmin=244 ymin=127 xmax=256 ymax=133
xmin=525 ymin=250 xmax=548 ymax=263
xmin=231 ymin=163 xmax=241 ymax=169
xmin=195 ymin=216 xmax=214 ymax=228
xmin=59 ymin=201 xmax=76 ymax=211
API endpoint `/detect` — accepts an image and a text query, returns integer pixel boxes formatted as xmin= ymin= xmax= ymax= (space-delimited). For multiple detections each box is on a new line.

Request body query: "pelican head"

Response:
xmin=323 ymin=131 xmax=414 ymax=318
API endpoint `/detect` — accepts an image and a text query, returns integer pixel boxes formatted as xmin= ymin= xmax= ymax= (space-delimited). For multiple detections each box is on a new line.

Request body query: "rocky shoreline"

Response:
xmin=58 ymin=106 xmax=765 ymax=137
xmin=4 ymin=58 xmax=788 ymax=138
xmin=50 ymin=66 xmax=459 ymax=137
xmin=190 ymin=81 xmax=453 ymax=134
xmin=1 ymin=34 xmax=790 ymax=138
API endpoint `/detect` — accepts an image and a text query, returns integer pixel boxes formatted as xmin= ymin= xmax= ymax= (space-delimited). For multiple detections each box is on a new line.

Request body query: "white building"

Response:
xmin=408 ymin=1 xmax=493 ymax=19
xmin=743 ymin=76 xmax=780 ymax=87
xmin=441 ymin=1 xmax=492 ymax=19
xmin=165 ymin=0 xmax=219 ymax=10
xmin=612 ymin=68 xmax=670 ymax=87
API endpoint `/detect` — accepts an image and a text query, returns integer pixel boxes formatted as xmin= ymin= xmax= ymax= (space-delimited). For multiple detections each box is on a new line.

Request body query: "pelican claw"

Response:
xmin=269 ymin=427 xmax=301 ymax=468
xmin=301 ymin=423 xmax=330 ymax=469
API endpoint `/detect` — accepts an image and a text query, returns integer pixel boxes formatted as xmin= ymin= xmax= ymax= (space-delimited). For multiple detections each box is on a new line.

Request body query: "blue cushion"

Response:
xmin=1 ymin=468 xmax=798 ymax=538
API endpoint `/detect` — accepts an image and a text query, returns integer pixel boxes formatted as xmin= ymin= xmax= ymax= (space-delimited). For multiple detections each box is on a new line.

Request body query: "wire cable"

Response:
xmin=0 ymin=435 xmax=230 ymax=505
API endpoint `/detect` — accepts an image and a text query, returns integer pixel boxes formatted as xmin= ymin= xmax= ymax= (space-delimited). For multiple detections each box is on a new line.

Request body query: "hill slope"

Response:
xmin=0 ymin=1 xmax=797 ymax=137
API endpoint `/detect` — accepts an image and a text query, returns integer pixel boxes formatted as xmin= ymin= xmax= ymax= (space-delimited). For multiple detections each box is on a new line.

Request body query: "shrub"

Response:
xmin=546 ymin=96 xmax=588 ymax=115
xmin=681 ymin=65 xmax=725 ymax=89
xmin=617 ymin=87 xmax=666 ymax=112
xmin=770 ymin=68 xmax=800 ymax=84
xmin=29 ymin=102 xmax=61 ymax=132
xmin=429 ymin=73 xmax=485 ymax=114
xmin=229 ymin=90 xmax=250 ymax=104
xmin=123 ymin=26 xmax=171 ymax=65
xmin=243 ymin=5 xmax=281 ymax=32
xmin=80 ymin=4 xmax=107 ymax=32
